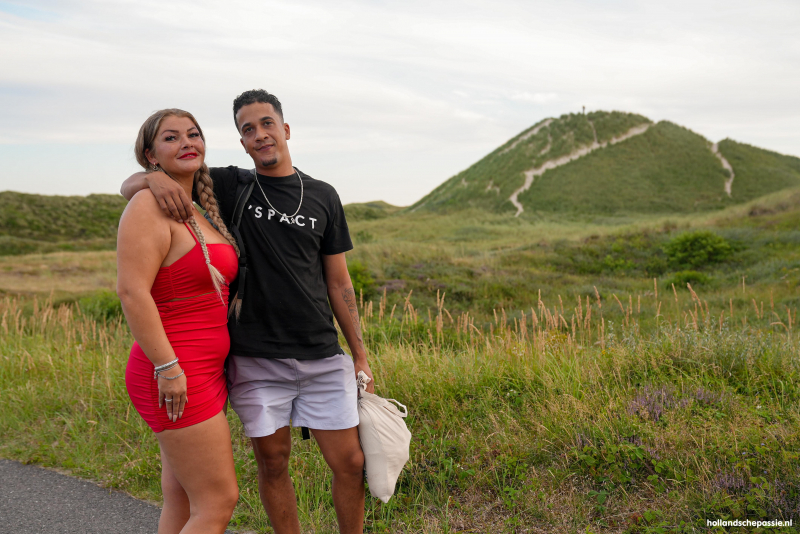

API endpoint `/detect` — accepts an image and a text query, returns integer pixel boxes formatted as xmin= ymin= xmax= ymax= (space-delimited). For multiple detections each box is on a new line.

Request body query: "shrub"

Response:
xmin=78 ymin=290 xmax=123 ymax=321
xmin=663 ymin=231 xmax=732 ymax=269
xmin=347 ymin=260 xmax=375 ymax=299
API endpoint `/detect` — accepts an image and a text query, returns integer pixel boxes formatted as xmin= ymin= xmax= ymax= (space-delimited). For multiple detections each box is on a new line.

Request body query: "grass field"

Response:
xmin=1 ymin=282 xmax=798 ymax=533
xmin=2 ymin=187 xmax=800 ymax=532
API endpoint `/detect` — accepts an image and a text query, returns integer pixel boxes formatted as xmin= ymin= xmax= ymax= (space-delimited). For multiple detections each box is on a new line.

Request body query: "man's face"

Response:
xmin=236 ymin=102 xmax=290 ymax=170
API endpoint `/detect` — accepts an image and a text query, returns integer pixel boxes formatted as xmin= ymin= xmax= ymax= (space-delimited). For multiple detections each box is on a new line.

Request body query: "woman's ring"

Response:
xmin=165 ymin=398 xmax=173 ymax=402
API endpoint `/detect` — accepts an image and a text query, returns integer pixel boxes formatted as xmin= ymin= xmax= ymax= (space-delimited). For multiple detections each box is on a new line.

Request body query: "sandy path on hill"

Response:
xmin=711 ymin=142 xmax=735 ymax=197
xmin=509 ymin=123 xmax=651 ymax=216
xmin=501 ymin=118 xmax=554 ymax=154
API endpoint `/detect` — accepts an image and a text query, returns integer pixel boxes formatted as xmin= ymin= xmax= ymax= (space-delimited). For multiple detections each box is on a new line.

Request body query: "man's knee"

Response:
xmin=253 ymin=437 xmax=292 ymax=478
xmin=332 ymin=446 xmax=365 ymax=478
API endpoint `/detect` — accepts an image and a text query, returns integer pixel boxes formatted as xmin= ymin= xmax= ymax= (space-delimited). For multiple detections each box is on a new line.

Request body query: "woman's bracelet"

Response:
xmin=156 ymin=369 xmax=185 ymax=381
xmin=153 ymin=358 xmax=179 ymax=380
xmin=154 ymin=358 xmax=179 ymax=372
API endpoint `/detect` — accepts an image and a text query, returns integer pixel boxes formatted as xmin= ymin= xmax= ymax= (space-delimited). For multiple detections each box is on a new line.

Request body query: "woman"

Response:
xmin=117 ymin=109 xmax=240 ymax=534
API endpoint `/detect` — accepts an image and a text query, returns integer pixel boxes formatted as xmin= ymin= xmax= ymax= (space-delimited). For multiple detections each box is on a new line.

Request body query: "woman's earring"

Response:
xmin=151 ymin=162 xmax=159 ymax=171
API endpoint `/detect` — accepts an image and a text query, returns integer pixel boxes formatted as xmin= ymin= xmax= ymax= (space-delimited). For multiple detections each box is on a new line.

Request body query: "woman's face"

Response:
xmin=146 ymin=115 xmax=205 ymax=177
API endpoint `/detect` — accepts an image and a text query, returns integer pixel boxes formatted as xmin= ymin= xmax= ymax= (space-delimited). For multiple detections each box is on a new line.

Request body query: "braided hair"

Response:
xmin=135 ymin=109 xmax=240 ymax=313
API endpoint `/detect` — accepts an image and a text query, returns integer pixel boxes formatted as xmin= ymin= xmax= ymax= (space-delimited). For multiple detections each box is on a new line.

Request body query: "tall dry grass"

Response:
xmin=1 ymin=286 xmax=798 ymax=533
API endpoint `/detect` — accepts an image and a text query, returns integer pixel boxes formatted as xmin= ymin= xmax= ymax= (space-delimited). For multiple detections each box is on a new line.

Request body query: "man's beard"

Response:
xmin=259 ymin=156 xmax=278 ymax=168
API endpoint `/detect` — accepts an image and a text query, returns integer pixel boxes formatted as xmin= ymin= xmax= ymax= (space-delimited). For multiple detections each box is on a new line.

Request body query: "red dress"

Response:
xmin=125 ymin=223 xmax=238 ymax=433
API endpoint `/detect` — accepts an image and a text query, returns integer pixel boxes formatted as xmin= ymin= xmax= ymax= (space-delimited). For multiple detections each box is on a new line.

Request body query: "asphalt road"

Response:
xmin=0 ymin=459 xmax=237 ymax=533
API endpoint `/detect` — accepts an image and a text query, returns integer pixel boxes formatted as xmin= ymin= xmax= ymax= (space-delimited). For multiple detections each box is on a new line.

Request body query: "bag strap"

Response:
xmin=356 ymin=371 xmax=409 ymax=418
xmin=227 ymin=167 xmax=255 ymax=319
xmin=231 ymin=168 xmax=256 ymax=229
xmin=383 ymin=399 xmax=409 ymax=418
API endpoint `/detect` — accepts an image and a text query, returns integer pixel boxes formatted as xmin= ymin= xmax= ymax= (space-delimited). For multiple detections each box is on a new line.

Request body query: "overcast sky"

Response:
xmin=1 ymin=0 xmax=798 ymax=205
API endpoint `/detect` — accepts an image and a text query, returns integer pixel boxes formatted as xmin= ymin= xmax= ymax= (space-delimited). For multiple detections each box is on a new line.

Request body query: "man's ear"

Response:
xmin=240 ymin=137 xmax=246 ymax=152
xmin=284 ymin=123 xmax=290 ymax=140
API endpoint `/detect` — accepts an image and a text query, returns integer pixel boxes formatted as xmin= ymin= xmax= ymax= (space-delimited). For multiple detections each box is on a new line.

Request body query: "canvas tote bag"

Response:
xmin=356 ymin=371 xmax=412 ymax=503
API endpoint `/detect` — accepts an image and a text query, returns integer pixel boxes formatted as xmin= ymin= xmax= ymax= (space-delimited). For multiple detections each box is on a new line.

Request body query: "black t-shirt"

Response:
xmin=210 ymin=166 xmax=353 ymax=359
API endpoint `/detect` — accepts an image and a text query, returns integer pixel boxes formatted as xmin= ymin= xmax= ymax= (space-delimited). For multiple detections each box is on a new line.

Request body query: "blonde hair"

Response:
xmin=135 ymin=108 xmax=241 ymax=312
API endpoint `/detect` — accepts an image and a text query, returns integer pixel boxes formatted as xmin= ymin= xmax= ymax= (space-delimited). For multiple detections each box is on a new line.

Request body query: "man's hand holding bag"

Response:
xmin=356 ymin=371 xmax=411 ymax=503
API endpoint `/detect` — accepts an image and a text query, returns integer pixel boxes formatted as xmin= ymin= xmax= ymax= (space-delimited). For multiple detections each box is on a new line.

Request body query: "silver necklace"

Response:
xmin=253 ymin=167 xmax=304 ymax=219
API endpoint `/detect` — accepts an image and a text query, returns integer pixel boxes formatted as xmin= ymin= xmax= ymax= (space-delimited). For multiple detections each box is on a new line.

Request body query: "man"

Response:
xmin=121 ymin=90 xmax=373 ymax=534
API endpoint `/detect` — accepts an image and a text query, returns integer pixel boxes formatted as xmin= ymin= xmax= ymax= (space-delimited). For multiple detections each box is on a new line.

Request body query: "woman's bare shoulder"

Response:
xmin=119 ymin=189 xmax=172 ymax=236
xmin=121 ymin=189 xmax=170 ymax=221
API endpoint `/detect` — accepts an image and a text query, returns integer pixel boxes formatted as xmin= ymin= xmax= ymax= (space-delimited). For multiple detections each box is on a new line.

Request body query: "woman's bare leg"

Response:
xmin=159 ymin=449 xmax=191 ymax=534
xmin=156 ymin=411 xmax=239 ymax=534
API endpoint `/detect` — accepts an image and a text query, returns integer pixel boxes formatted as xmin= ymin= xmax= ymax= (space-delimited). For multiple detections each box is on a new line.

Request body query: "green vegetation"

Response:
xmin=0 ymin=192 xmax=126 ymax=256
xmin=411 ymin=111 xmax=652 ymax=214
xmin=718 ymin=139 xmax=800 ymax=202
xmin=2 ymin=277 xmax=798 ymax=532
xmin=337 ymin=188 xmax=800 ymax=322
xmin=343 ymin=201 xmax=403 ymax=222
xmin=78 ymin=289 xmax=124 ymax=321
xmin=409 ymin=113 xmax=800 ymax=217
xmin=662 ymin=231 xmax=733 ymax=270
xmin=347 ymin=259 xmax=376 ymax=299
xmin=2 ymin=193 xmax=800 ymax=531
xmin=0 ymin=193 xmax=405 ymax=257
xmin=518 ymin=122 xmax=735 ymax=214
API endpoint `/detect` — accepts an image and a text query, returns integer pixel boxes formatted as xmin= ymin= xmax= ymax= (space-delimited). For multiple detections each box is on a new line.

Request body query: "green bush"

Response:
xmin=78 ymin=290 xmax=123 ymax=322
xmin=663 ymin=231 xmax=732 ymax=269
xmin=347 ymin=260 xmax=375 ymax=299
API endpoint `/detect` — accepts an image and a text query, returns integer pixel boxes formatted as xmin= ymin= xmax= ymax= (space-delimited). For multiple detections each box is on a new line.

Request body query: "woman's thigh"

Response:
xmin=156 ymin=411 xmax=238 ymax=504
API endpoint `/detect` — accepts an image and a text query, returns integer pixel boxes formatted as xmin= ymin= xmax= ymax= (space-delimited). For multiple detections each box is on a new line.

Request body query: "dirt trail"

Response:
xmin=710 ymin=142 xmax=735 ymax=197
xmin=501 ymin=119 xmax=554 ymax=154
xmin=509 ymin=123 xmax=651 ymax=216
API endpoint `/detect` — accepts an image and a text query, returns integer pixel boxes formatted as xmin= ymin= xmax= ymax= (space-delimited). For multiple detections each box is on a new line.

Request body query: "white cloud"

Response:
xmin=0 ymin=0 xmax=798 ymax=204
xmin=511 ymin=92 xmax=559 ymax=104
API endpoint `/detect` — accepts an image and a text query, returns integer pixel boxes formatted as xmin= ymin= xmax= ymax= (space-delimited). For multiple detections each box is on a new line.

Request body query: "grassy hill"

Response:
xmin=0 ymin=192 xmax=127 ymax=255
xmin=0 ymin=191 xmax=403 ymax=256
xmin=343 ymin=200 xmax=403 ymax=221
xmin=410 ymin=111 xmax=800 ymax=216
xmin=718 ymin=138 xmax=800 ymax=200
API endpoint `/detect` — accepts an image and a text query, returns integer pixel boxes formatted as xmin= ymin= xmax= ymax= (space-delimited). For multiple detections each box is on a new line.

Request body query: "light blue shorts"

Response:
xmin=227 ymin=353 xmax=359 ymax=438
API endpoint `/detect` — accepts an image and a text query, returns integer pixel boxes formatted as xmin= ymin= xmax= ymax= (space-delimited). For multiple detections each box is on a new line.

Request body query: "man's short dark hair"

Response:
xmin=232 ymin=89 xmax=284 ymax=130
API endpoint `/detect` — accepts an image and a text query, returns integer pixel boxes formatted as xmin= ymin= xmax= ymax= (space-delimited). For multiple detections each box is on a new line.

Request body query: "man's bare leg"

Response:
xmin=251 ymin=427 xmax=301 ymax=534
xmin=312 ymin=427 xmax=365 ymax=534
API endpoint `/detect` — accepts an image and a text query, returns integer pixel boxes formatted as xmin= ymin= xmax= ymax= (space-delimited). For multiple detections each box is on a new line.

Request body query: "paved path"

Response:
xmin=0 ymin=459 xmax=237 ymax=533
